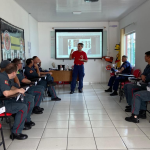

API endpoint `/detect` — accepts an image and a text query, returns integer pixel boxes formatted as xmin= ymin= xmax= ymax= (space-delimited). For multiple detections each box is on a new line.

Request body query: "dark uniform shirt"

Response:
xmin=142 ymin=64 xmax=150 ymax=83
xmin=17 ymin=70 xmax=25 ymax=84
xmin=120 ymin=61 xmax=132 ymax=74
xmin=0 ymin=72 xmax=12 ymax=97
xmin=33 ymin=64 xmax=49 ymax=72
xmin=24 ymin=66 xmax=39 ymax=79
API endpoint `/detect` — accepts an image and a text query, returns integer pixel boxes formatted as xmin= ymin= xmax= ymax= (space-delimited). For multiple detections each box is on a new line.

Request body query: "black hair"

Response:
xmin=145 ymin=51 xmax=150 ymax=57
xmin=33 ymin=56 xmax=38 ymax=60
xmin=122 ymin=55 xmax=128 ymax=58
xmin=12 ymin=58 xmax=21 ymax=65
xmin=5 ymin=63 xmax=17 ymax=74
xmin=26 ymin=58 xmax=33 ymax=66
xmin=78 ymin=43 xmax=84 ymax=47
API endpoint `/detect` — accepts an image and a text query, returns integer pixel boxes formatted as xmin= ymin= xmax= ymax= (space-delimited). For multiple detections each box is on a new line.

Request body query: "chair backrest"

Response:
xmin=133 ymin=69 xmax=141 ymax=78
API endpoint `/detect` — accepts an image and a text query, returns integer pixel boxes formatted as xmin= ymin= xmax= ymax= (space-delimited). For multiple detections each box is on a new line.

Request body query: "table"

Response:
xmin=51 ymin=70 xmax=78 ymax=82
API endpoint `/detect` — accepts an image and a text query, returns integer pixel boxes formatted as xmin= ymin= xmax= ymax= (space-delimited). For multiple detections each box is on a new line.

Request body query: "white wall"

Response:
xmin=120 ymin=0 xmax=150 ymax=72
xmin=38 ymin=22 xmax=119 ymax=83
xmin=0 ymin=0 xmax=39 ymax=60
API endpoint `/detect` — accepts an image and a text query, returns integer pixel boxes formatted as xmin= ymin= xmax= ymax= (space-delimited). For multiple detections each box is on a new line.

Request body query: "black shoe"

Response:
xmin=51 ymin=97 xmax=61 ymax=101
xmin=110 ymin=91 xmax=118 ymax=96
xmin=126 ymin=105 xmax=131 ymax=109
xmin=70 ymin=91 xmax=74 ymax=94
xmin=79 ymin=90 xmax=83 ymax=93
xmin=138 ymin=110 xmax=146 ymax=119
xmin=23 ymin=125 xmax=32 ymax=130
xmin=125 ymin=114 xmax=139 ymax=123
xmin=32 ymin=107 xmax=43 ymax=114
xmin=47 ymin=81 xmax=57 ymax=86
xmin=25 ymin=121 xmax=35 ymax=127
xmin=10 ymin=133 xmax=28 ymax=140
xmin=125 ymin=108 xmax=131 ymax=112
xmin=37 ymin=106 xmax=44 ymax=111
xmin=105 ymin=87 xmax=112 ymax=92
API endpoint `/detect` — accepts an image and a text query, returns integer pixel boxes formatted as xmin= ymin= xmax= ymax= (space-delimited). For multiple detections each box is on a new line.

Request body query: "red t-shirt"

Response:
xmin=72 ymin=51 xmax=88 ymax=65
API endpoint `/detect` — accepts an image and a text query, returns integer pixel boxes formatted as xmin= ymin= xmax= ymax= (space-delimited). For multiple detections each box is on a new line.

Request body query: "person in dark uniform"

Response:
xmin=24 ymin=59 xmax=61 ymax=101
xmin=124 ymin=51 xmax=150 ymax=115
xmin=0 ymin=60 xmax=35 ymax=129
xmin=105 ymin=55 xmax=132 ymax=96
xmin=125 ymin=90 xmax=150 ymax=123
xmin=32 ymin=56 xmax=56 ymax=86
xmin=70 ymin=43 xmax=88 ymax=94
xmin=12 ymin=58 xmax=45 ymax=114
xmin=0 ymin=63 xmax=28 ymax=140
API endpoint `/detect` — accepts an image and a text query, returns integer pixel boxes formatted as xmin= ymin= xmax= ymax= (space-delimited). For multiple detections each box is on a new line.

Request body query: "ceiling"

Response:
xmin=15 ymin=0 xmax=147 ymax=22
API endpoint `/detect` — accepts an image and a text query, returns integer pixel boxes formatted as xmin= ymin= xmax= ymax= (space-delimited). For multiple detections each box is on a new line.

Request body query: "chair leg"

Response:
xmin=7 ymin=117 xmax=13 ymax=141
xmin=0 ymin=126 xmax=6 ymax=150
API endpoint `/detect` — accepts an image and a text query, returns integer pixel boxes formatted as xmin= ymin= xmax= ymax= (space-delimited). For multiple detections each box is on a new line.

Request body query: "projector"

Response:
xmin=84 ymin=0 xmax=99 ymax=2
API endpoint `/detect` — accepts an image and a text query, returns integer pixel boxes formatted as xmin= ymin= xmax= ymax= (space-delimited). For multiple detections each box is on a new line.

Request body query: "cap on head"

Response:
xmin=0 ymin=60 xmax=10 ymax=69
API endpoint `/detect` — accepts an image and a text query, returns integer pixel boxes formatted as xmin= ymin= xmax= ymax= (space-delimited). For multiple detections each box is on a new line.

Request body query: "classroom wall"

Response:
xmin=120 ymin=0 xmax=150 ymax=72
xmin=38 ymin=22 xmax=119 ymax=83
xmin=0 ymin=0 xmax=39 ymax=60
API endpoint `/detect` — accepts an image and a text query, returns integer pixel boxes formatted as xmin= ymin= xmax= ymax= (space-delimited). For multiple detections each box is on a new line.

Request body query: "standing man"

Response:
xmin=70 ymin=43 xmax=88 ymax=94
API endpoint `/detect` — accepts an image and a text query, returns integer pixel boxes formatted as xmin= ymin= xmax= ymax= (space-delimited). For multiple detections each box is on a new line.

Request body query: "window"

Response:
xmin=125 ymin=32 xmax=136 ymax=67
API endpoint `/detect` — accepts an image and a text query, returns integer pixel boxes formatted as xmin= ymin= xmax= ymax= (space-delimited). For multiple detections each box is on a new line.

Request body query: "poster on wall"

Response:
xmin=0 ymin=18 xmax=25 ymax=63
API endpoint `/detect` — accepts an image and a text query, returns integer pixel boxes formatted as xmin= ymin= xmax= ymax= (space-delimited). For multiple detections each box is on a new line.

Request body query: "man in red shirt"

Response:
xmin=70 ymin=43 xmax=88 ymax=94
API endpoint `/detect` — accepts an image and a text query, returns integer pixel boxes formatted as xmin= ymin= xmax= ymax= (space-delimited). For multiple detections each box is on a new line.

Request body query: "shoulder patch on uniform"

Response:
xmin=5 ymin=80 xmax=9 ymax=85
xmin=17 ymin=71 xmax=20 ymax=74
xmin=30 ymin=70 xmax=33 ymax=73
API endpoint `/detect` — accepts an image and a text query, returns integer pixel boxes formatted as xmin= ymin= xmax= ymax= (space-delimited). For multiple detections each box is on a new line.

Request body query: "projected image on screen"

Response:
xmin=55 ymin=29 xmax=103 ymax=59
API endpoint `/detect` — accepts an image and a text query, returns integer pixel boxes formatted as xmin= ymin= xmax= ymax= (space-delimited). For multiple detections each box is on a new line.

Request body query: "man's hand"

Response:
xmin=79 ymin=59 xmax=83 ymax=61
xmin=18 ymin=88 xmax=26 ymax=94
xmin=49 ymin=72 xmax=52 ymax=75
xmin=34 ymin=63 xmax=39 ymax=69
xmin=71 ymin=49 xmax=74 ymax=54
xmin=141 ymin=75 xmax=146 ymax=82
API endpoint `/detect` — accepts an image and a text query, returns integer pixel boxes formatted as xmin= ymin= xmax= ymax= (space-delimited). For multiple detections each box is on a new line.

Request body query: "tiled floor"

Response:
xmin=1 ymin=84 xmax=150 ymax=150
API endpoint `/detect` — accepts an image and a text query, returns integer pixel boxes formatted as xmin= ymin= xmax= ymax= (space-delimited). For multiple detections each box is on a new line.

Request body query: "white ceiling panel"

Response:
xmin=14 ymin=0 xmax=147 ymax=22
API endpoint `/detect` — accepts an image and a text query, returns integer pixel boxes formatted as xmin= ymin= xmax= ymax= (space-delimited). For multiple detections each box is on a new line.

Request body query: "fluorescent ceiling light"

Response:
xmin=73 ymin=11 xmax=82 ymax=15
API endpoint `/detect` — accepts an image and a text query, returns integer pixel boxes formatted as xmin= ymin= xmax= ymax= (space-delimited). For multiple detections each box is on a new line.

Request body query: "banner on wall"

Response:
xmin=0 ymin=18 xmax=25 ymax=62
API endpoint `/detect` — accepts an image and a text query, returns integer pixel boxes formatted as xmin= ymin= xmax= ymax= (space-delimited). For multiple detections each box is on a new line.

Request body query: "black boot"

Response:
xmin=126 ymin=105 xmax=131 ymax=109
xmin=25 ymin=121 xmax=35 ymax=127
xmin=51 ymin=97 xmax=61 ymax=101
xmin=10 ymin=133 xmax=28 ymax=140
xmin=70 ymin=91 xmax=74 ymax=94
xmin=125 ymin=108 xmax=131 ymax=112
xmin=110 ymin=91 xmax=118 ymax=96
xmin=79 ymin=89 xmax=83 ymax=93
xmin=32 ymin=106 xmax=43 ymax=114
xmin=138 ymin=110 xmax=146 ymax=119
xmin=47 ymin=81 xmax=57 ymax=86
xmin=23 ymin=125 xmax=32 ymax=130
xmin=105 ymin=87 xmax=112 ymax=92
xmin=125 ymin=114 xmax=139 ymax=123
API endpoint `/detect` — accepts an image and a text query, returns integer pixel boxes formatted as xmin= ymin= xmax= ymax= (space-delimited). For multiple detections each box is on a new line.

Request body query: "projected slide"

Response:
xmin=56 ymin=30 xmax=103 ymax=59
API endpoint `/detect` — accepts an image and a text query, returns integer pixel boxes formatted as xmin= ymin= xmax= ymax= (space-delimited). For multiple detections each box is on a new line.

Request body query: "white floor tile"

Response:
xmin=46 ymin=121 xmax=68 ymax=128
xmin=140 ymin=128 xmax=150 ymax=136
xmin=22 ymin=129 xmax=44 ymax=138
xmin=69 ymin=121 xmax=91 ymax=128
xmin=37 ymin=138 xmax=67 ymax=150
xmin=42 ymin=129 xmax=68 ymax=138
xmin=8 ymin=138 xmax=40 ymax=150
xmin=69 ymin=115 xmax=89 ymax=121
xmin=68 ymin=128 xmax=93 ymax=137
xmin=89 ymin=114 xmax=110 ymax=121
xmin=0 ymin=139 xmax=12 ymax=150
xmin=95 ymin=137 xmax=126 ymax=149
xmin=68 ymin=138 xmax=96 ymax=149
xmin=91 ymin=121 xmax=114 ymax=128
xmin=122 ymin=137 xmax=150 ymax=148
xmin=93 ymin=127 xmax=119 ymax=137
xmin=117 ymin=127 xmax=145 ymax=137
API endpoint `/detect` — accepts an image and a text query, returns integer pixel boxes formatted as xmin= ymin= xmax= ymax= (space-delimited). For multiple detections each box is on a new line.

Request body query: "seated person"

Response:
xmin=0 ymin=63 xmax=29 ymax=140
xmin=32 ymin=56 xmax=56 ymax=86
xmin=0 ymin=60 xmax=35 ymax=130
xmin=124 ymin=51 xmax=150 ymax=113
xmin=12 ymin=58 xmax=45 ymax=114
xmin=125 ymin=90 xmax=150 ymax=123
xmin=105 ymin=55 xmax=132 ymax=96
xmin=24 ymin=58 xmax=61 ymax=101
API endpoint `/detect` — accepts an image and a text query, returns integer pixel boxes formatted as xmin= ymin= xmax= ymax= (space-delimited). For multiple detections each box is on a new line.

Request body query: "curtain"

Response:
xmin=120 ymin=28 xmax=125 ymax=66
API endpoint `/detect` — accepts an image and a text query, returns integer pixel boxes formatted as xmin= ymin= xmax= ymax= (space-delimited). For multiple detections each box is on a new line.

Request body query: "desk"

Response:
xmin=51 ymin=70 xmax=77 ymax=82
